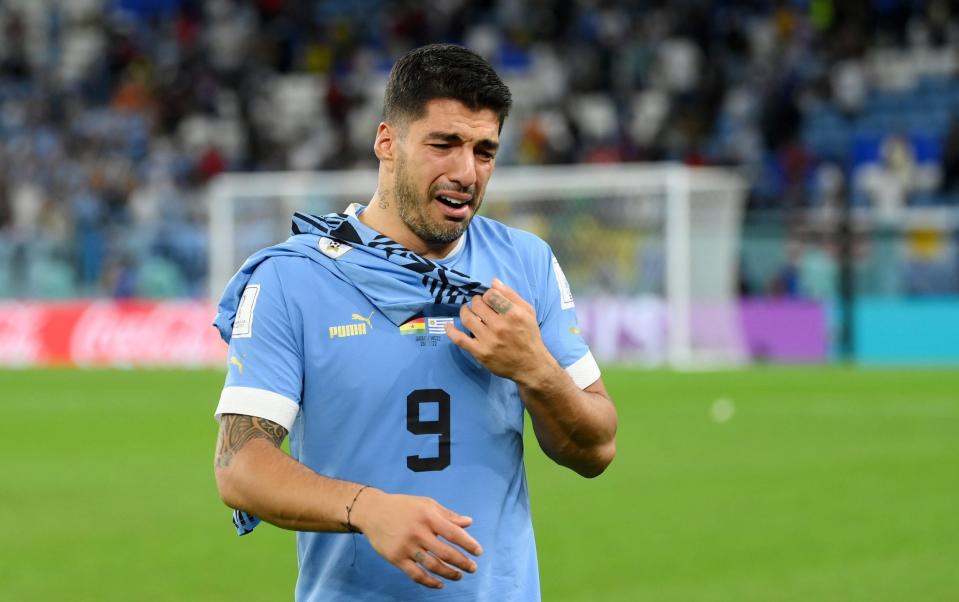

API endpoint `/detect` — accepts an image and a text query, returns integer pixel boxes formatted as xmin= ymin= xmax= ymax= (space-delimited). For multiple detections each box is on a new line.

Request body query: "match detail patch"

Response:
xmin=552 ymin=256 xmax=575 ymax=310
xmin=232 ymin=284 xmax=260 ymax=338
xmin=427 ymin=317 xmax=455 ymax=335
xmin=400 ymin=317 xmax=426 ymax=335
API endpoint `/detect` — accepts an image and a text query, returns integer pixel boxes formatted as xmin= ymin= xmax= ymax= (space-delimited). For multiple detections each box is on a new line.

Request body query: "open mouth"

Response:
xmin=435 ymin=194 xmax=471 ymax=209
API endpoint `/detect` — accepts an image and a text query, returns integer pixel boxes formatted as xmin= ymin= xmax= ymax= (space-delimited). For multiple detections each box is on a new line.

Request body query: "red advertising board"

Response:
xmin=0 ymin=297 xmax=827 ymax=367
xmin=0 ymin=301 xmax=226 ymax=367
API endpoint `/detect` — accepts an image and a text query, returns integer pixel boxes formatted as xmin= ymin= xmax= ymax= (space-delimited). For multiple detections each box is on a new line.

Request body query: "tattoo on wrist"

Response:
xmin=215 ymin=414 xmax=287 ymax=469
xmin=487 ymin=292 xmax=512 ymax=315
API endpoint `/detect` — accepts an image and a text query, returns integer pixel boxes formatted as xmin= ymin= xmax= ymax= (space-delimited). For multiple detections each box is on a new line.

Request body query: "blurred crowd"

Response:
xmin=1 ymin=0 xmax=958 ymax=299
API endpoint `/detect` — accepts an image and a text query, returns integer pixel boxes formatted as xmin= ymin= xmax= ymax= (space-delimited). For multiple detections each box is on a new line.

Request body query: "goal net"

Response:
xmin=207 ymin=163 xmax=747 ymax=367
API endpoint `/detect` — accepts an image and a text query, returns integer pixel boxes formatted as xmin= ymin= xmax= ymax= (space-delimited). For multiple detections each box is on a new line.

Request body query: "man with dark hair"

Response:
xmin=383 ymin=44 xmax=512 ymax=130
xmin=212 ymin=43 xmax=617 ymax=601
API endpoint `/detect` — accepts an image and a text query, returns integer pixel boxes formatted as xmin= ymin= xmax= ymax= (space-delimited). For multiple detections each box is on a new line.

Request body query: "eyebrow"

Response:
xmin=425 ymin=131 xmax=500 ymax=151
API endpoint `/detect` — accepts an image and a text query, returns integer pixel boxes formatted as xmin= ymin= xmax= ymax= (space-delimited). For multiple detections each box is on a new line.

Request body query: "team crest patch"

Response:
xmin=318 ymin=236 xmax=353 ymax=259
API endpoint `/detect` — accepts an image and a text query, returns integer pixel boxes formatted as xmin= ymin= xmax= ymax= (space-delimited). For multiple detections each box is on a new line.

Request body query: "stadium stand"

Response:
xmin=1 ymin=0 xmax=957 ymax=298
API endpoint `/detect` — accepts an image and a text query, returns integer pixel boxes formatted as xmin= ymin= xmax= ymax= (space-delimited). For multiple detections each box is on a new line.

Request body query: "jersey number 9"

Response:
xmin=406 ymin=389 xmax=451 ymax=472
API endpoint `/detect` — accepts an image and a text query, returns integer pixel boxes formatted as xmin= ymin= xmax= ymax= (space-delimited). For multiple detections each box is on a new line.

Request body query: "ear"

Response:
xmin=373 ymin=122 xmax=396 ymax=167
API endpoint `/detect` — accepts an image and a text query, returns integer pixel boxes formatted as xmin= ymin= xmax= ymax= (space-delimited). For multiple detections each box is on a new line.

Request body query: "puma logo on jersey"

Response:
xmin=351 ymin=311 xmax=374 ymax=329
xmin=230 ymin=355 xmax=244 ymax=374
xmin=330 ymin=311 xmax=373 ymax=339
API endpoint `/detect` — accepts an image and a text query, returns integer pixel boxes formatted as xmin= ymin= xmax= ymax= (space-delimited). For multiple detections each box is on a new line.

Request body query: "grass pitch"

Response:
xmin=2 ymin=367 xmax=957 ymax=601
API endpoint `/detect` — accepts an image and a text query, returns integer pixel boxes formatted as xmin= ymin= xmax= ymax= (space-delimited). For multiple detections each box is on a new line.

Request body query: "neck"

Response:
xmin=359 ymin=191 xmax=461 ymax=260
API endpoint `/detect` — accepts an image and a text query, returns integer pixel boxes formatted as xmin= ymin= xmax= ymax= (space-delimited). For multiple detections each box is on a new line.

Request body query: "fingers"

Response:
xmin=464 ymin=293 xmax=495 ymax=322
xmin=443 ymin=508 xmax=473 ymax=528
xmin=401 ymin=528 xmax=481 ymax=589
xmin=427 ymin=538 xmax=479 ymax=575
xmin=484 ymin=279 xmax=534 ymax=317
xmin=436 ymin=521 xmax=483 ymax=558
xmin=490 ymin=277 xmax=526 ymax=304
xmin=445 ymin=322 xmax=478 ymax=353
xmin=417 ymin=548 xmax=466 ymax=581
xmin=364 ymin=493 xmax=484 ymax=590
xmin=481 ymin=287 xmax=513 ymax=315
xmin=460 ymin=297 xmax=491 ymax=335
xmin=399 ymin=559 xmax=444 ymax=589
xmin=426 ymin=503 xmax=482 ymax=574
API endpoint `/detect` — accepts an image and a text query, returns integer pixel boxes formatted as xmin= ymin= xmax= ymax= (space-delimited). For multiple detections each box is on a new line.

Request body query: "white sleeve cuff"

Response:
xmin=565 ymin=351 xmax=601 ymax=389
xmin=215 ymin=386 xmax=300 ymax=431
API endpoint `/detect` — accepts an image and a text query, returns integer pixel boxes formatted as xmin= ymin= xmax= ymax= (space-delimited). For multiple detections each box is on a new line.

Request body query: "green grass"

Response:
xmin=2 ymin=367 xmax=957 ymax=601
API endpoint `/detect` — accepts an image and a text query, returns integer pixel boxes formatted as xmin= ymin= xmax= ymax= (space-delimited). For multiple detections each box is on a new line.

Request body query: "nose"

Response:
xmin=446 ymin=147 xmax=477 ymax=190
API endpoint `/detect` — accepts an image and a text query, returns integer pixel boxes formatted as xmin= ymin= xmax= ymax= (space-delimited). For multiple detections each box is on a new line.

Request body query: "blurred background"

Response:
xmin=1 ymin=0 xmax=958 ymax=365
xmin=2 ymin=2 xmax=958 ymax=601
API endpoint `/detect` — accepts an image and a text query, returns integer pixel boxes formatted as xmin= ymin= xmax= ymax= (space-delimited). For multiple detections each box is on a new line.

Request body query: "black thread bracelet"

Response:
xmin=345 ymin=485 xmax=371 ymax=534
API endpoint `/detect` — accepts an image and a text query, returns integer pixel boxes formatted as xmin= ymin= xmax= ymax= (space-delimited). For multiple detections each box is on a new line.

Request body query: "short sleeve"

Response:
xmin=534 ymin=248 xmax=601 ymax=390
xmin=214 ymin=259 xmax=303 ymax=430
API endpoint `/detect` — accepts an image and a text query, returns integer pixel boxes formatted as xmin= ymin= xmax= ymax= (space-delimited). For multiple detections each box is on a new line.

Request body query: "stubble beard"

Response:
xmin=393 ymin=151 xmax=478 ymax=246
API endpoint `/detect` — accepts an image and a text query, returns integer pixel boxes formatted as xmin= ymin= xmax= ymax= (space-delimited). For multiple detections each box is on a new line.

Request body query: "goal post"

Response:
xmin=207 ymin=163 xmax=748 ymax=367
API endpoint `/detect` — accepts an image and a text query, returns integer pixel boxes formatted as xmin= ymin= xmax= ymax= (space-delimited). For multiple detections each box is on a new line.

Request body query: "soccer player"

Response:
xmin=212 ymin=43 xmax=617 ymax=601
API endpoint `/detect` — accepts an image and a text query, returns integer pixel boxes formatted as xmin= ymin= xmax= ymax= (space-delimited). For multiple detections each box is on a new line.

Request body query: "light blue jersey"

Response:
xmin=215 ymin=207 xmax=600 ymax=601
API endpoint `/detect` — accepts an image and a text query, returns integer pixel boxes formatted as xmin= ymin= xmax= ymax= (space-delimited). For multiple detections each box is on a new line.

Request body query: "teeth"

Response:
xmin=439 ymin=195 xmax=467 ymax=206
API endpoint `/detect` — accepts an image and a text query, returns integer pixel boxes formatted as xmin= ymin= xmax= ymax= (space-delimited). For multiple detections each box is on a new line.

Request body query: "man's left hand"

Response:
xmin=446 ymin=278 xmax=555 ymax=385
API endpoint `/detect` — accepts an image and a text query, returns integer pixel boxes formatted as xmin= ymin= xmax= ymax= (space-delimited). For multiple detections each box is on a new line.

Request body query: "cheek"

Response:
xmin=406 ymin=166 xmax=437 ymax=196
xmin=475 ymin=163 xmax=494 ymax=188
xmin=419 ymin=157 xmax=448 ymax=186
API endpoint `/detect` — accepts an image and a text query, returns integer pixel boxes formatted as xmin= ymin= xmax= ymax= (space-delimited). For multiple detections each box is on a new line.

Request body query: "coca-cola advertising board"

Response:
xmin=0 ymin=297 xmax=826 ymax=367
xmin=0 ymin=301 xmax=226 ymax=367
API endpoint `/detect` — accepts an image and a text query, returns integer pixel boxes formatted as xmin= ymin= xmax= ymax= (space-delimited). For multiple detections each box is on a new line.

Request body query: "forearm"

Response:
xmin=213 ymin=417 xmax=482 ymax=589
xmin=213 ymin=413 xmax=373 ymax=533
xmin=516 ymin=360 xmax=617 ymax=478
xmin=215 ymin=438 xmax=372 ymax=532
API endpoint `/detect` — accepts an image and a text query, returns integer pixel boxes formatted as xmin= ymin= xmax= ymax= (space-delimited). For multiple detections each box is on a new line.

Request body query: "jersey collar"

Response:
xmin=345 ymin=203 xmax=467 ymax=263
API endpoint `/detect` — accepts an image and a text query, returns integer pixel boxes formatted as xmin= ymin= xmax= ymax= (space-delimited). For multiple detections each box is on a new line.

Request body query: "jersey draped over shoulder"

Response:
xmin=214 ymin=209 xmax=599 ymax=430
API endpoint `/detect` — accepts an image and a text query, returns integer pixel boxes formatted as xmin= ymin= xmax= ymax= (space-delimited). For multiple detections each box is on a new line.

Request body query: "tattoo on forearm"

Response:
xmin=487 ymin=292 xmax=512 ymax=315
xmin=215 ymin=414 xmax=287 ymax=469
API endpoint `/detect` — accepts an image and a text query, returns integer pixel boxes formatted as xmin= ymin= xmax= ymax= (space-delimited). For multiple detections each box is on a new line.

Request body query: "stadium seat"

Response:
xmin=28 ymin=257 xmax=76 ymax=299
xmin=136 ymin=256 xmax=186 ymax=299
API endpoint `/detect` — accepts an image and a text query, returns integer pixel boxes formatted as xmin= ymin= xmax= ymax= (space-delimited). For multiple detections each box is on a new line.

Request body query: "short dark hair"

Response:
xmin=384 ymin=44 xmax=512 ymax=131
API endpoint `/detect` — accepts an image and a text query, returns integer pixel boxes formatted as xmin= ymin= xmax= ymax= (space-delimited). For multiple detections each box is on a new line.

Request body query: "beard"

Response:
xmin=393 ymin=151 xmax=479 ymax=245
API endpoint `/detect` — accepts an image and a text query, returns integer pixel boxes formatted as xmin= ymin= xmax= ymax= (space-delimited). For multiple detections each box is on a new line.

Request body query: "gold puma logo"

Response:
xmin=230 ymin=355 xmax=244 ymax=375
xmin=330 ymin=312 xmax=374 ymax=340
xmin=351 ymin=311 xmax=374 ymax=329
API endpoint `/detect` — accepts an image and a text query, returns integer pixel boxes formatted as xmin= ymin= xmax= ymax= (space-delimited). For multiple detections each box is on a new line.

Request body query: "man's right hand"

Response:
xmin=352 ymin=488 xmax=483 ymax=589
